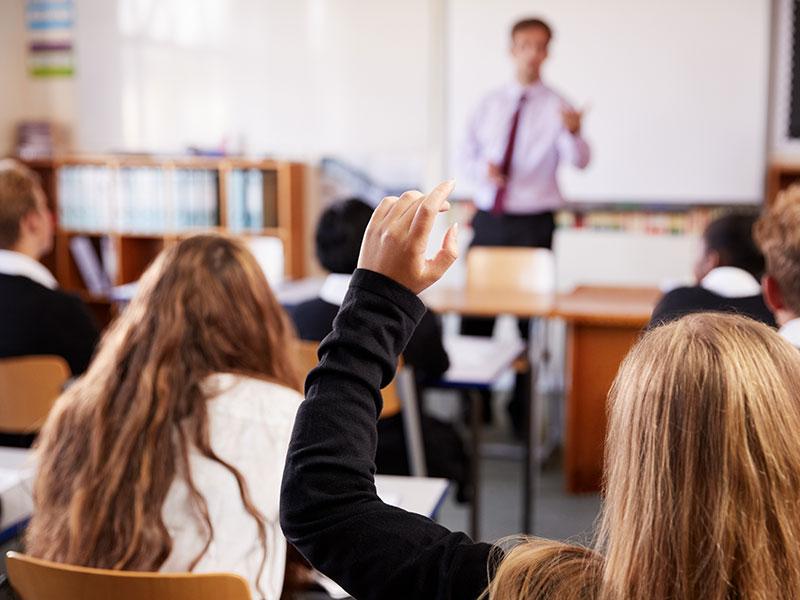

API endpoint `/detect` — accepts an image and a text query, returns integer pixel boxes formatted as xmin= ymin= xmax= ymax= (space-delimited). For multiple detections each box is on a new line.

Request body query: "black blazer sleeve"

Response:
xmin=280 ymin=269 xmax=495 ymax=600
xmin=46 ymin=292 xmax=100 ymax=375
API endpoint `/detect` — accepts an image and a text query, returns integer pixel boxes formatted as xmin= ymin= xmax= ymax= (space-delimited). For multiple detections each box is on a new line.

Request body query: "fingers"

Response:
xmin=425 ymin=223 xmax=459 ymax=283
xmin=372 ymin=195 xmax=400 ymax=223
xmin=388 ymin=190 xmax=425 ymax=223
xmin=409 ymin=180 xmax=456 ymax=247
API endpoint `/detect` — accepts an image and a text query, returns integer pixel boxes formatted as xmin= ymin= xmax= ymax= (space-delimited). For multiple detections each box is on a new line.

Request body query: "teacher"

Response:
xmin=460 ymin=17 xmax=590 ymax=431
xmin=462 ymin=16 xmax=590 ymax=249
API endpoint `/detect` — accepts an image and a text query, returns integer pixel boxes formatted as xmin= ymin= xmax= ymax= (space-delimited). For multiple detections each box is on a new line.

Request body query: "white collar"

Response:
xmin=319 ymin=273 xmax=352 ymax=307
xmin=779 ymin=318 xmax=800 ymax=349
xmin=0 ymin=249 xmax=57 ymax=290
xmin=700 ymin=267 xmax=761 ymax=299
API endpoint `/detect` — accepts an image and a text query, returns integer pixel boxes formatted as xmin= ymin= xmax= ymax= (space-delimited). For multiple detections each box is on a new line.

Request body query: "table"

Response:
xmin=424 ymin=284 xmax=659 ymax=516
xmin=437 ymin=335 xmax=527 ymax=539
xmin=555 ymin=286 xmax=659 ymax=492
xmin=0 ymin=448 xmax=35 ymax=544
xmin=423 ymin=287 xmax=553 ymax=536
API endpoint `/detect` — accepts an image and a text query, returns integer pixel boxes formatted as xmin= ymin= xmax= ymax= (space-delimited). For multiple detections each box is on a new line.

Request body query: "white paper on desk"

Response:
xmin=0 ymin=468 xmax=34 ymax=531
xmin=442 ymin=335 xmax=526 ymax=385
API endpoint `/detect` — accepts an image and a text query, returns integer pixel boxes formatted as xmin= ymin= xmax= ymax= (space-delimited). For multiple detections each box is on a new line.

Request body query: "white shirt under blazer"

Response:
xmin=159 ymin=373 xmax=303 ymax=600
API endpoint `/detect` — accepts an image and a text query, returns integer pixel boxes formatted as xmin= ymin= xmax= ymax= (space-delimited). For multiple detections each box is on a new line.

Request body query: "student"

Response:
xmin=288 ymin=198 xmax=471 ymax=498
xmin=649 ymin=213 xmax=774 ymax=327
xmin=27 ymin=235 xmax=303 ymax=600
xmin=755 ymin=187 xmax=800 ymax=348
xmin=0 ymin=159 xmax=98 ymax=376
xmin=289 ymin=198 xmax=449 ymax=383
xmin=280 ymin=183 xmax=800 ymax=599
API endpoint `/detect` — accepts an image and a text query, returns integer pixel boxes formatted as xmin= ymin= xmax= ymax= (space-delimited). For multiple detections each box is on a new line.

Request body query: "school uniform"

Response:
xmin=161 ymin=374 xmax=303 ymax=600
xmin=287 ymin=274 xmax=473 ymax=499
xmin=281 ymin=269 xmax=495 ymax=600
xmin=0 ymin=250 xmax=99 ymax=375
xmin=779 ymin=318 xmax=800 ymax=349
xmin=288 ymin=273 xmax=450 ymax=382
xmin=649 ymin=267 xmax=775 ymax=328
xmin=0 ymin=250 xmax=99 ymax=447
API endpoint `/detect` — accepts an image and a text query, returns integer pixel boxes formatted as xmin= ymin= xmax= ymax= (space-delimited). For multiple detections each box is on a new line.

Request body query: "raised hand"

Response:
xmin=357 ymin=181 xmax=459 ymax=294
xmin=487 ymin=162 xmax=507 ymax=187
xmin=561 ymin=106 xmax=584 ymax=135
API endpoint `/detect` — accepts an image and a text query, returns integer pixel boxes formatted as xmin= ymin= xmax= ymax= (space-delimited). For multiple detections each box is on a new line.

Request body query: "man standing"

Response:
xmin=462 ymin=17 xmax=589 ymax=251
xmin=460 ymin=17 xmax=590 ymax=429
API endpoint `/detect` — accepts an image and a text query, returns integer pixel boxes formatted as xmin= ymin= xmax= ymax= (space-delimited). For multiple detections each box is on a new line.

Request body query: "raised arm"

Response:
xmin=280 ymin=184 xmax=496 ymax=600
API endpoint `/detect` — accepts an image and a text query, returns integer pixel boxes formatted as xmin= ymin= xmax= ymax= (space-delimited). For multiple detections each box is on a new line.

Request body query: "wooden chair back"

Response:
xmin=0 ymin=356 xmax=70 ymax=434
xmin=4 ymin=552 xmax=252 ymax=600
xmin=466 ymin=247 xmax=555 ymax=294
xmin=295 ymin=340 xmax=401 ymax=418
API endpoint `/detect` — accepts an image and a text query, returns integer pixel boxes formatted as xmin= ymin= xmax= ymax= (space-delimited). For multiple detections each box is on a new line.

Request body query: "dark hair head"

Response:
xmin=703 ymin=213 xmax=765 ymax=278
xmin=511 ymin=18 xmax=553 ymax=42
xmin=316 ymin=198 xmax=374 ymax=274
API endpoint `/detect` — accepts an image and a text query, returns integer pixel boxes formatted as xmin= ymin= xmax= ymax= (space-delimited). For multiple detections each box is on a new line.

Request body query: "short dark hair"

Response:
xmin=315 ymin=198 xmax=374 ymax=274
xmin=704 ymin=213 xmax=765 ymax=279
xmin=511 ymin=18 xmax=553 ymax=42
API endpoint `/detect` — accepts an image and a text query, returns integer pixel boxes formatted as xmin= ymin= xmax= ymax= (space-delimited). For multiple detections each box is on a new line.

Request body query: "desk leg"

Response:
xmin=522 ymin=359 xmax=536 ymax=534
xmin=565 ymin=323 xmax=642 ymax=493
xmin=469 ymin=389 xmax=482 ymax=540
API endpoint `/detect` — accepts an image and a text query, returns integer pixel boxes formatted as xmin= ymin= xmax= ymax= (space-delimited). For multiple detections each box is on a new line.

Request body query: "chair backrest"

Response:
xmin=0 ymin=356 xmax=70 ymax=434
xmin=5 ymin=552 xmax=252 ymax=600
xmin=466 ymin=247 xmax=555 ymax=294
xmin=295 ymin=340 xmax=402 ymax=418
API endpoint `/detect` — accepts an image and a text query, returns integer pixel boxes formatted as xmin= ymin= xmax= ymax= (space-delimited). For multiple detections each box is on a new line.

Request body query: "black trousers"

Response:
xmin=461 ymin=210 xmax=555 ymax=432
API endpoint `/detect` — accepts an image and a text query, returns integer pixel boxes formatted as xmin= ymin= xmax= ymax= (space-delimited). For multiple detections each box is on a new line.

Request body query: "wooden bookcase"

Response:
xmin=766 ymin=159 xmax=800 ymax=205
xmin=21 ymin=155 xmax=306 ymax=326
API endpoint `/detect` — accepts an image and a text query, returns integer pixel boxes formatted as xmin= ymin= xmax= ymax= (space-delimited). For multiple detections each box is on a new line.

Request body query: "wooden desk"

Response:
xmin=422 ymin=287 xmax=554 ymax=318
xmin=424 ymin=287 xmax=553 ymax=535
xmin=425 ymin=284 xmax=660 ymax=497
xmin=554 ymin=286 xmax=660 ymax=493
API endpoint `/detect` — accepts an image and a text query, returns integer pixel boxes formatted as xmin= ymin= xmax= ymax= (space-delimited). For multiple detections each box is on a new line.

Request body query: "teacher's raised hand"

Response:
xmin=357 ymin=181 xmax=459 ymax=294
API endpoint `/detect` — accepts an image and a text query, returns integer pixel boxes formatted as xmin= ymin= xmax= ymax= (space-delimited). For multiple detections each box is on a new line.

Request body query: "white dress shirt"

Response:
xmin=160 ymin=374 xmax=303 ymax=600
xmin=461 ymin=80 xmax=591 ymax=214
xmin=0 ymin=249 xmax=57 ymax=289
xmin=779 ymin=318 xmax=800 ymax=349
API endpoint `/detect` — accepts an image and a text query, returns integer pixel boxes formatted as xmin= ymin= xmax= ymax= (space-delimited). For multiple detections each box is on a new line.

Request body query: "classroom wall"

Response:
xmin=0 ymin=0 xmax=28 ymax=154
xmin=0 ymin=0 xmax=78 ymax=154
xmin=67 ymin=0 xmax=437 ymax=189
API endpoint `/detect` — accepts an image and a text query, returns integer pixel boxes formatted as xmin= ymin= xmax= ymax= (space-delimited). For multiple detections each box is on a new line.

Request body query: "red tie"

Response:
xmin=492 ymin=92 xmax=527 ymax=215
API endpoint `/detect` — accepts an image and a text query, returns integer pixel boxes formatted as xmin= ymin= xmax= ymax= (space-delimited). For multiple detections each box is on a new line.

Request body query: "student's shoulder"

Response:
xmin=206 ymin=374 xmax=303 ymax=419
xmin=0 ymin=274 xmax=84 ymax=310
xmin=539 ymin=83 xmax=575 ymax=109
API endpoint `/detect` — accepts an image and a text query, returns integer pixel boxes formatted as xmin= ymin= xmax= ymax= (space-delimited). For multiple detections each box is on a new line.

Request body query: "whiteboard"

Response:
xmin=446 ymin=0 xmax=771 ymax=204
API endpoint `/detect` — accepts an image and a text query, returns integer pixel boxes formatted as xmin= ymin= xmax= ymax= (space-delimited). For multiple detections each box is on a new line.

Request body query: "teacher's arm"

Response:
xmin=280 ymin=184 xmax=496 ymax=600
xmin=559 ymin=104 xmax=591 ymax=169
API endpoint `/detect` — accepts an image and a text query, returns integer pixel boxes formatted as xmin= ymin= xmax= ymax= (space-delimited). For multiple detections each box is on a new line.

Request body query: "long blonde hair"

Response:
xmin=487 ymin=313 xmax=800 ymax=599
xmin=26 ymin=234 xmax=301 ymax=596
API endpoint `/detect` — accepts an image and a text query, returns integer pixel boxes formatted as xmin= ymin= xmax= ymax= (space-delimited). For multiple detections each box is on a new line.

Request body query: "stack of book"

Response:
xmin=57 ymin=166 xmax=219 ymax=233
xmin=227 ymin=169 xmax=275 ymax=232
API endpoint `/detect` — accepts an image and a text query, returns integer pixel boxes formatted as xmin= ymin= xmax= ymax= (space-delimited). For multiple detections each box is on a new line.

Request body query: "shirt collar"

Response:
xmin=700 ymin=267 xmax=761 ymax=298
xmin=318 ymin=273 xmax=352 ymax=307
xmin=0 ymin=249 xmax=57 ymax=290
xmin=779 ymin=318 xmax=800 ymax=349
xmin=509 ymin=80 xmax=545 ymax=98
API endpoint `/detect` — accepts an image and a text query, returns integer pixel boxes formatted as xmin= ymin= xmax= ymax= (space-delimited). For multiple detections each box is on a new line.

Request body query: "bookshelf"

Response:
xmin=766 ymin=159 xmax=800 ymax=205
xmin=21 ymin=155 xmax=306 ymax=326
